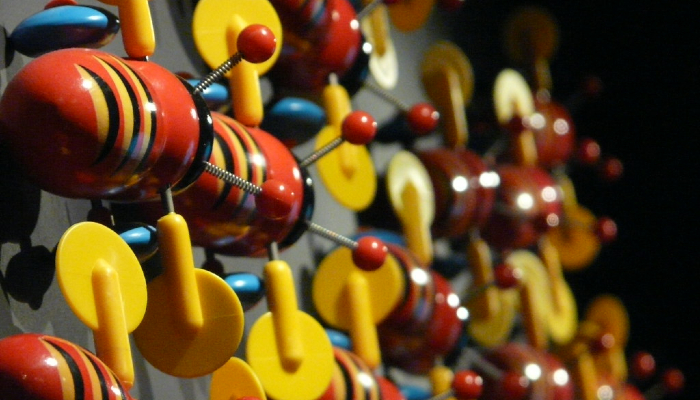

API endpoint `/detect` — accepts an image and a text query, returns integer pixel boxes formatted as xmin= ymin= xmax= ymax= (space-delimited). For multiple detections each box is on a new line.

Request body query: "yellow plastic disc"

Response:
xmin=492 ymin=68 xmax=535 ymax=125
xmin=503 ymin=6 xmax=559 ymax=65
xmin=467 ymin=288 xmax=518 ymax=348
xmin=547 ymin=205 xmax=602 ymax=271
xmin=56 ymin=222 xmax=147 ymax=332
xmin=315 ymin=125 xmax=377 ymax=211
xmin=247 ymin=311 xmax=334 ymax=400
xmin=313 ymin=246 xmax=404 ymax=330
xmin=133 ymin=269 xmax=244 ymax=378
xmin=584 ymin=295 xmax=630 ymax=348
xmin=387 ymin=0 xmax=436 ymax=32
xmin=192 ymin=0 xmax=282 ymax=76
xmin=210 ymin=357 xmax=266 ymax=400
xmin=421 ymin=41 xmax=474 ymax=108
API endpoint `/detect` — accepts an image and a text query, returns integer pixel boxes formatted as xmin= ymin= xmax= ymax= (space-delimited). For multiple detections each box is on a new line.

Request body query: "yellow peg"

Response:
xmin=346 ymin=271 xmax=381 ymax=369
xmin=503 ymin=6 xmax=560 ymax=91
xmin=465 ymin=237 xmax=518 ymax=348
xmin=386 ymin=151 xmax=435 ymax=267
xmin=133 ymin=209 xmax=244 ymax=378
xmin=158 ymin=213 xmax=204 ymax=334
xmin=505 ymin=250 xmax=551 ymax=350
xmin=227 ymin=14 xmax=264 ymax=127
xmin=92 ymin=261 xmax=134 ymax=389
xmin=430 ymin=366 xmax=456 ymax=400
xmin=98 ymin=0 xmax=155 ymax=58
xmin=538 ymin=235 xmax=578 ymax=345
xmin=584 ymin=295 xmax=630 ymax=385
xmin=247 ymin=244 xmax=334 ymax=400
xmin=313 ymin=246 xmax=404 ymax=369
xmin=358 ymin=0 xmax=398 ymax=88
xmin=492 ymin=69 xmax=537 ymax=166
xmin=323 ymin=77 xmax=357 ymax=178
xmin=421 ymin=41 xmax=474 ymax=149
xmin=56 ymin=222 xmax=147 ymax=390
xmin=264 ymin=260 xmax=304 ymax=370
xmin=315 ymin=78 xmax=377 ymax=211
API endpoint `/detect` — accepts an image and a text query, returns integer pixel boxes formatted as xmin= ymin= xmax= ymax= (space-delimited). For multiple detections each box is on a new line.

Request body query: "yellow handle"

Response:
xmin=538 ymin=236 xmax=565 ymax=314
xmin=157 ymin=213 xmax=204 ymax=335
xmin=572 ymin=351 xmax=599 ymax=400
xmin=424 ymin=66 xmax=467 ymax=149
xmin=429 ymin=366 xmax=455 ymax=399
xmin=92 ymin=260 xmax=134 ymax=389
xmin=97 ymin=0 xmax=155 ymax=58
xmin=519 ymin=278 xmax=548 ymax=350
xmin=401 ymin=181 xmax=433 ymax=266
xmin=362 ymin=0 xmax=388 ymax=57
xmin=534 ymin=57 xmax=552 ymax=92
xmin=264 ymin=260 xmax=304 ymax=371
xmin=346 ymin=271 xmax=381 ymax=370
xmin=323 ymin=82 xmax=352 ymax=127
xmin=514 ymin=128 xmax=538 ymax=166
xmin=228 ymin=14 xmax=264 ymax=127
xmin=323 ymin=81 xmax=358 ymax=178
xmin=465 ymin=238 xmax=497 ymax=319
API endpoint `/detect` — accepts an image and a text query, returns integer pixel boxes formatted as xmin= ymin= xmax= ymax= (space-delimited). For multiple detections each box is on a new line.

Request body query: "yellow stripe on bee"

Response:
xmin=76 ymin=66 xmax=110 ymax=155
xmin=94 ymin=56 xmax=134 ymax=163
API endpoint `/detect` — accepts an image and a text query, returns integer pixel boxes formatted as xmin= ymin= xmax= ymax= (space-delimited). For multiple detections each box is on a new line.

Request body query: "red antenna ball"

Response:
xmin=256 ymin=179 xmax=296 ymax=220
xmin=238 ymin=24 xmax=277 ymax=64
xmin=352 ymin=236 xmax=387 ymax=271
xmin=452 ymin=370 xmax=484 ymax=400
xmin=494 ymin=263 xmax=522 ymax=289
xmin=407 ymin=103 xmax=440 ymax=136
xmin=342 ymin=111 xmax=378 ymax=145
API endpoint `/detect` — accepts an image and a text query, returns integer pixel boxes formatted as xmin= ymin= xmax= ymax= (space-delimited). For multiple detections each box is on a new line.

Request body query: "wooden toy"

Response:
xmin=0 ymin=333 xmax=135 ymax=400
xmin=55 ymin=221 xmax=147 ymax=388
xmin=8 ymin=2 xmax=119 ymax=57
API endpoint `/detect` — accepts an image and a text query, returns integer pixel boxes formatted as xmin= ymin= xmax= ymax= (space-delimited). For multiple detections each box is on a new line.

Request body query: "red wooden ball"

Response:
xmin=494 ymin=263 xmax=522 ymax=289
xmin=406 ymin=103 xmax=440 ymax=136
xmin=342 ymin=111 xmax=377 ymax=145
xmin=501 ymin=371 xmax=530 ymax=400
xmin=576 ymin=138 xmax=601 ymax=165
xmin=256 ymin=179 xmax=296 ymax=220
xmin=595 ymin=217 xmax=618 ymax=244
xmin=630 ymin=351 xmax=656 ymax=380
xmin=452 ymin=370 xmax=484 ymax=399
xmin=599 ymin=157 xmax=624 ymax=181
xmin=238 ymin=24 xmax=277 ymax=64
xmin=662 ymin=368 xmax=685 ymax=394
xmin=352 ymin=236 xmax=387 ymax=271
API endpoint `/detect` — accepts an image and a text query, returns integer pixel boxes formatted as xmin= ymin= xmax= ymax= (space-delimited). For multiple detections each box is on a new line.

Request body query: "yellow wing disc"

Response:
xmin=56 ymin=222 xmax=147 ymax=332
xmin=387 ymin=0 xmax=436 ymax=32
xmin=133 ymin=269 xmax=244 ymax=378
xmin=313 ymin=246 xmax=404 ymax=330
xmin=210 ymin=358 xmax=267 ymax=400
xmin=315 ymin=125 xmax=377 ymax=211
xmin=193 ymin=0 xmax=283 ymax=76
xmin=247 ymin=311 xmax=335 ymax=400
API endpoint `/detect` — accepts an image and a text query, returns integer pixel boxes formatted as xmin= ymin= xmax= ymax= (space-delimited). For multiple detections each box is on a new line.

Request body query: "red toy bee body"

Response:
xmin=0 ymin=333 xmax=134 ymax=400
xmin=0 ymin=48 xmax=212 ymax=201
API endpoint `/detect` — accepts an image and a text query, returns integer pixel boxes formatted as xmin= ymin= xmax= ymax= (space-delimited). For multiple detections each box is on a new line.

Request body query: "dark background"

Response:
xmin=445 ymin=2 xmax=699 ymax=399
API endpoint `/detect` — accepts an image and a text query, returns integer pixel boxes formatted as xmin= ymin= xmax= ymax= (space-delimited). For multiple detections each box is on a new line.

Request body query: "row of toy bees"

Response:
xmin=0 ymin=1 xmax=684 ymax=400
